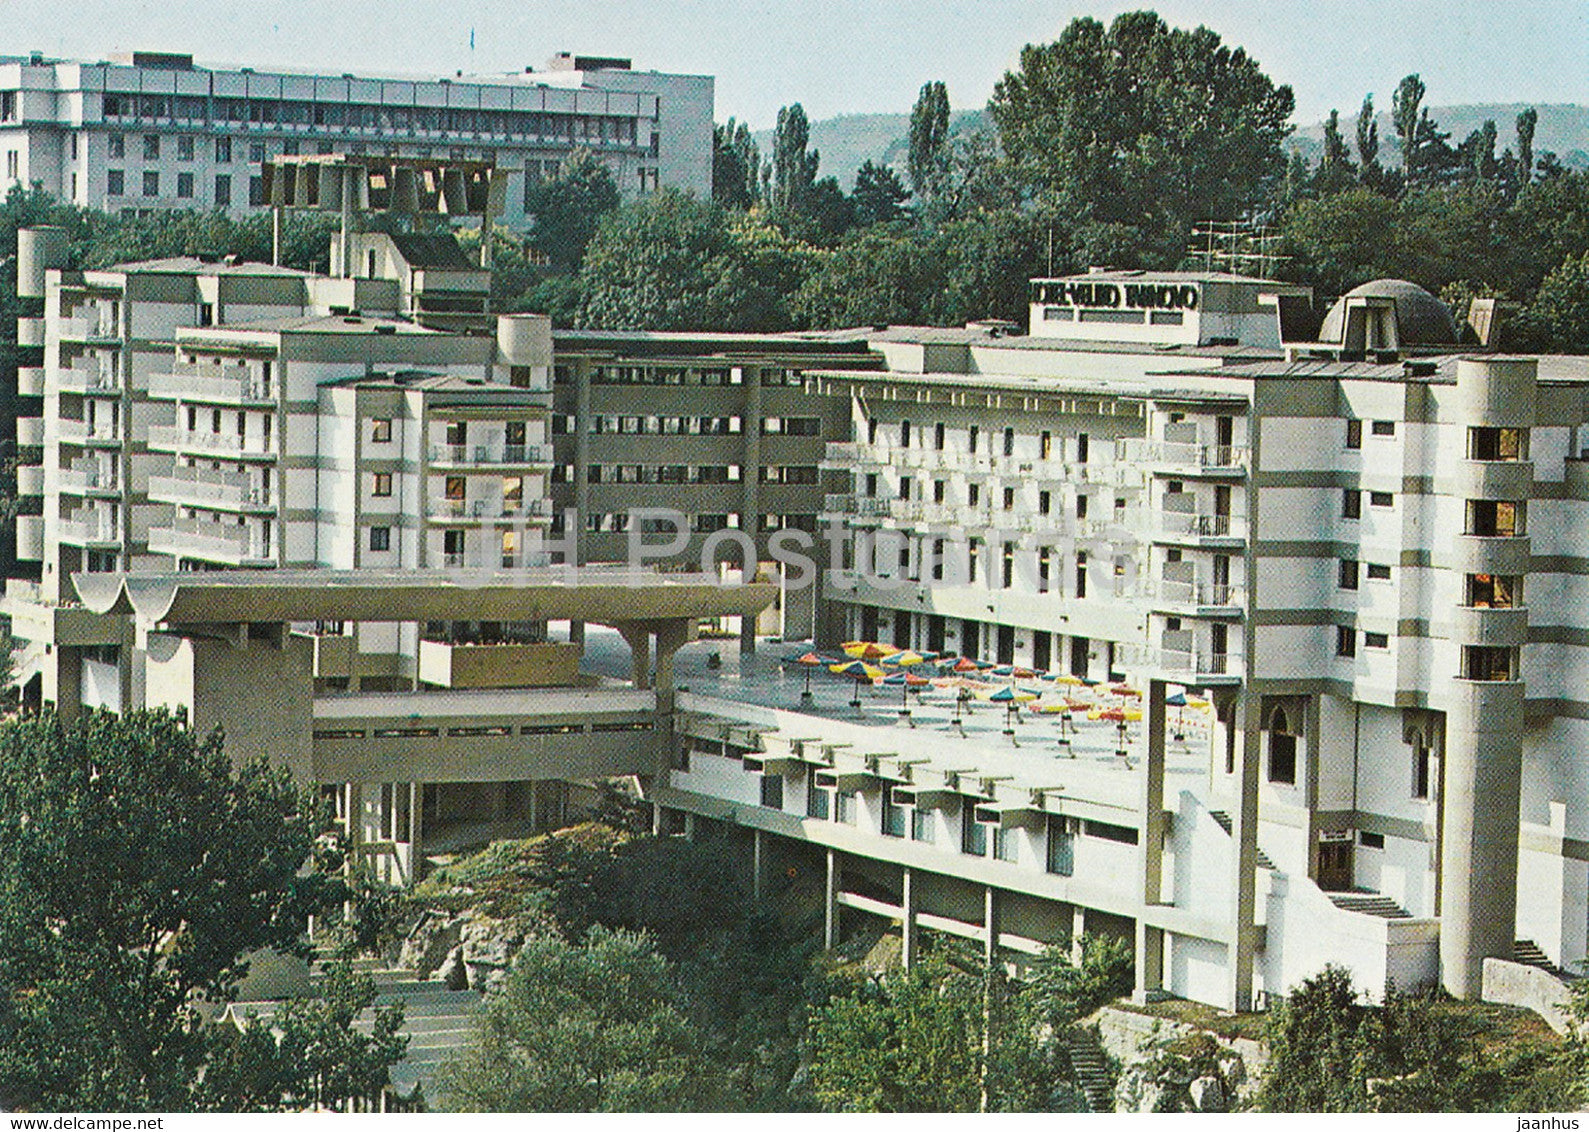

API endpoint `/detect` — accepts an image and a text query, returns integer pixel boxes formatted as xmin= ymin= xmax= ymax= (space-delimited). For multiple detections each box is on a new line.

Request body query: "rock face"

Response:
xmin=1095 ymin=1006 xmax=1266 ymax=1113
xmin=396 ymin=906 xmax=530 ymax=995
xmin=1189 ymin=1075 xmax=1227 ymax=1112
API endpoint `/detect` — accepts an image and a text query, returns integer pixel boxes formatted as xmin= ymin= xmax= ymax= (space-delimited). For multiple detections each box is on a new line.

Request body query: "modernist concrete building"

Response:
xmin=0 ymin=49 xmax=711 ymax=219
xmin=9 ymin=223 xmax=1589 ymax=1018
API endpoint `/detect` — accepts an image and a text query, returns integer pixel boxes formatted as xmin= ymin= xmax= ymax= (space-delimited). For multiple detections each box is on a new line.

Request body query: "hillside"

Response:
xmin=756 ymin=103 xmax=1589 ymax=189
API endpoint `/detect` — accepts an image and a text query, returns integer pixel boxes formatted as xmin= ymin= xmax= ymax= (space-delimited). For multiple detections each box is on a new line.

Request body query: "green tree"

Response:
xmin=851 ymin=160 xmax=911 ymax=226
xmin=0 ymin=709 xmax=340 ymax=1110
xmin=1391 ymin=74 xmax=1458 ymax=191
xmin=1517 ymin=107 xmax=1539 ymax=184
xmin=439 ymin=926 xmax=718 ymax=1112
xmin=201 ymin=953 xmax=407 ymax=1111
xmin=771 ymin=103 xmax=821 ymax=217
xmin=1257 ymin=965 xmax=1374 ymax=1112
xmin=1317 ymin=109 xmax=1357 ymax=195
xmin=907 ymin=81 xmax=952 ymax=200
xmin=989 ymin=12 xmax=1294 ymax=234
xmin=1528 ymin=249 xmax=1589 ymax=350
xmin=792 ymin=223 xmax=941 ymax=329
xmin=712 ymin=118 xmax=762 ymax=210
xmin=1355 ymin=94 xmax=1390 ymax=192
xmin=523 ymin=149 xmax=621 ymax=271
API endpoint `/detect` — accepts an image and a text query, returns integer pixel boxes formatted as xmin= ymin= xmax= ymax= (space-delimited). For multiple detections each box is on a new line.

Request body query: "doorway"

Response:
xmin=1317 ymin=836 xmax=1354 ymax=891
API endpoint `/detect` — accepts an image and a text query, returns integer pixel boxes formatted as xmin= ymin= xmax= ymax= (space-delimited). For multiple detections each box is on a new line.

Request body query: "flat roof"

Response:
xmin=73 ymin=569 xmax=777 ymax=627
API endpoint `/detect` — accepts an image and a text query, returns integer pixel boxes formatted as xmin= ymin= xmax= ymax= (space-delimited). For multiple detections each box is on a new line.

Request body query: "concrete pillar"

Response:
xmin=1134 ymin=921 xmax=1164 ymax=1003
xmin=900 ymin=867 xmax=917 ymax=968
xmin=752 ymin=828 xmax=765 ymax=901
xmin=1071 ymin=905 xmax=1086 ymax=964
xmin=569 ymin=620 xmax=586 ymax=648
xmin=1441 ymin=679 xmax=1525 ymax=997
xmin=652 ymin=620 xmax=690 ymax=717
xmin=824 ymin=847 xmax=839 ymax=949
xmin=740 ymin=365 xmax=763 ymax=657
xmin=1142 ymin=679 xmax=1168 ymax=906
xmin=682 ymin=811 xmax=696 ymax=841
xmin=614 ymin=623 xmax=652 ymax=690
xmin=407 ymin=782 xmax=423 ymax=880
xmin=651 ymin=801 xmax=663 ymax=835
xmin=983 ymin=886 xmax=999 ymax=967
xmin=1227 ymin=691 xmax=1263 ymax=1012
xmin=572 ymin=355 xmax=592 ymax=572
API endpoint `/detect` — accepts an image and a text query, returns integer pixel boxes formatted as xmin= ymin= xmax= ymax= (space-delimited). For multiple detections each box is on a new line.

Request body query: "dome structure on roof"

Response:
xmin=1320 ymin=279 xmax=1460 ymax=347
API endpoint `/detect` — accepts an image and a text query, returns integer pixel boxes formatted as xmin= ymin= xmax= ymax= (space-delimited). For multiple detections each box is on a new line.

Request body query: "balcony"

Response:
xmin=147 ymin=370 xmax=275 ymax=405
xmin=1119 ymin=438 xmax=1249 ymax=476
xmin=147 ymin=466 xmax=273 ymax=512
xmin=58 ymin=460 xmax=120 ymax=496
xmin=15 ymin=417 xmax=44 ymax=447
xmin=15 ymin=464 xmax=43 ymax=497
xmin=418 ymin=639 xmax=581 ymax=689
xmin=146 ymin=425 xmax=271 ymax=459
xmin=1124 ymin=644 xmax=1244 ymax=685
xmin=17 ymin=366 xmax=44 ymax=396
xmin=424 ymin=497 xmax=555 ymax=524
xmin=427 ymin=442 xmax=553 ymax=468
xmin=57 ymin=507 xmax=120 ymax=548
xmin=17 ymin=317 xmax=44 ymax=347
xmin=56 ymin=314 xmax=120 ymax=342
xmin=56 ymin=419 xmax=121 ymax=447
xmin=147 ymin=516 xmax=273 ymax=566
xmin=1149 ymin=578 xmax=1245 ymax=611
xmin=819 ymin=493 xmax=894 ymax=522
xmin=56 ymin=362 xmax=122 ymax=394
xmin=1155 ymin=510 xmax=1246 ymax=545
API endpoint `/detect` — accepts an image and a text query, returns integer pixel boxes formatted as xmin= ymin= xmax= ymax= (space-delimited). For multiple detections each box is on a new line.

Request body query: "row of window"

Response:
xmin=555 ymin=415 xmax=747 ymax=436
xmin=101 ymin=95 xmax=649 ymax=146
xmin=576 ymin=512 xmax=819 ymax=535
xmin=856 ymin=534 xmax=1125 ymax=597
xmin=1347 ymin=420 xmax=1529 ymax=462
xmin=869 ymin=420 xmax=1091 ymax=462
xmin=107 ymin=168 xmax=244 ymax=205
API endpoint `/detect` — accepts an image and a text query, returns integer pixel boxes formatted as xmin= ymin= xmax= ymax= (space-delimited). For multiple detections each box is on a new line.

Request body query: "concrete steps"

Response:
xmin=1206 ymin=810 xmax=1276 ymax=871
xmin=1326 ymin=890 xmax=1411 ymax=919
xmin=1513 ymin=938 xmax=1573 ymax=980
xmin=1063 ymin=1030 xmax=1115 ymax=1112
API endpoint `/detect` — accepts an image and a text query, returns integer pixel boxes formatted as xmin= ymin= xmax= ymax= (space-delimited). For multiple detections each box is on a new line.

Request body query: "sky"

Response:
xmin=6 ymin=0 xmax=1587 ymax=128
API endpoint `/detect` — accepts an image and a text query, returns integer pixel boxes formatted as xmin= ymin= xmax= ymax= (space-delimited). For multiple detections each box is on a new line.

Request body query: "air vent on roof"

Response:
xmin=374 ymin=325 xmax=397 ymax=335
xmin=1403 ymin=359 xmax=1437 ymax=377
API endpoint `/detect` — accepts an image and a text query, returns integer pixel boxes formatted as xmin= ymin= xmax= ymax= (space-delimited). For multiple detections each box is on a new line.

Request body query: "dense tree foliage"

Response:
xmin=907 ymin=81 xmax=952 ymax=200
xmin=522 ymin=149 xmax=620 ymax=271
xmin=0 ymin=709 xmax=343 ymax=1110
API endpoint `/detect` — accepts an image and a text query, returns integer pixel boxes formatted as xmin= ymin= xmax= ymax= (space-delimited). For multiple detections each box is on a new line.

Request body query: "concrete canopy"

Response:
xmin=72 ymin=570 xmax=777 ymax=629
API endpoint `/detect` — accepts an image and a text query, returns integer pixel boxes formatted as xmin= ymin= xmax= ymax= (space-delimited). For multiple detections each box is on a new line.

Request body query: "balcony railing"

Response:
xmin=1124 ymin=645 xmax=1244 ymax=681
xmin=147 ymin=516 xmax=272 ymax=565
xmin=56 ymin=363 xmax=121 ymax=394
xmin=57 ymin=509 xmax=120 ymax=546
xmin=148 ymin=370 xmax=274 ymax=405
xmin=1151 ymin=579 xmax=1244 ymax=607
xmin=425 ymin=497 xmax=555 ymax=521
xmin=1119 ymin=438 xmax=1249 ymax=472
xmin=428 ymin=442 xmax=552 ymax=467
xmin=1156 ymin=511 xmax=1245 ymax=540
xmin=148 ymin=466 xmax=271 ymax=511
xmin=146 ymin=425 xmax=271 ymax=457
xmin=58 ymin=460 xmax=120 ymax=495
xmin=56 ymin=419 xmax=120 ymax=446
xmin=56 ymin=315 xmax=119 ymax=342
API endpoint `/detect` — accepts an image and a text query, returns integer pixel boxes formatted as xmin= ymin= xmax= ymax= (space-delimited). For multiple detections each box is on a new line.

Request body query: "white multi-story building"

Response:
xmin=13 ymin=229 xmax=1589 ymax=1022
xmin=0 ymin=49 xmax=711 ymax=219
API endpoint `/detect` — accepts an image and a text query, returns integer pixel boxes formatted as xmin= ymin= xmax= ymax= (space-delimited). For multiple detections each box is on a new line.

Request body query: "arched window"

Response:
xmin=1267 ymin=706 xmax=1297 ymax=785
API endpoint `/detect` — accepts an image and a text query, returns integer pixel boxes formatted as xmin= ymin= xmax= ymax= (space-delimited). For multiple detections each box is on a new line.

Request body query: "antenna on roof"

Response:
xmin=1189 ymin=218 xmax=1289 ymax=280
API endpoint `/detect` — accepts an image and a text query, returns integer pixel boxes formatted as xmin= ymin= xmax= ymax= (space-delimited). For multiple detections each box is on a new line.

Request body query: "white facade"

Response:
xmin=0 ymin=51 xmax=711 ymax=220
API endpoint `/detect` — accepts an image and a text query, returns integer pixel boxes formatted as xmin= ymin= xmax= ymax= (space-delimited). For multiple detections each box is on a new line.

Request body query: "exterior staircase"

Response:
xmin=1326 ymin=890 xmax=1411 ymax=919
xmin=1207 ymin=810 xmax=1276 ymax=871
xmin=1513 ymin=938 xmax=1573 ymax=980
xmin=1062 ymin=1029 xmax=1115 ymax=1112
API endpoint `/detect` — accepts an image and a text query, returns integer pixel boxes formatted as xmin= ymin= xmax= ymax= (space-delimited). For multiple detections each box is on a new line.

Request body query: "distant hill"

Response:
xmin=756 ymin=103 xmax=1588 ymax=190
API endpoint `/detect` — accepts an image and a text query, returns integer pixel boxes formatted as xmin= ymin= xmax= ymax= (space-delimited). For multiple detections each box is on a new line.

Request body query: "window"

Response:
xmin=1075 ymin=552 xmax=1088 ymax=598
xmin=759 ymin=774 xmax=783 ymax=810
xmin=248 ymin=175 xmax=263 ymax=206
xmin=5 ymin=151 xmax=15 ymax=181
xmin=962 ymin=805 xmax=987 ymax=856
xmin=176 ymin=172 xmax=194 ymax=198
xmin=143 ymin=134 xmax=159 ymax=160
xmin=933 ymin=480 xmax=946 ymax=504
xmin=1359 ymin=830 xmax=1386 ymax=850
xmin=881 ymin=791 xmax=906 ymax=838
xmin=1371 ymin=420 xmax=1396 ymax=437
xmin=215 ymin=137 xmax=231 ymax=163
xmin=968 ymin=483 xmax=980 ymax=508
xmin=1342 ymin=490 xmax=1361 ymax=519
xmin=1467 ymin=499 xmax=1520 ymax=536
xmin=107 ymin=169 xmax=124 ymax=196
xmin=1336 ymin=626 xmax=1357 ymax=658
xmin=1345 ymin=419 xmax=1362 ymax=449
xmin=1076 ymin=494 xmax=1089 ymax=520
xmin=1268 ymin=711 xmax=1297 ymax=785
xmin=933 ymin=422 xmax=945 ymax=450
xmin=177 ymin=135 xmax=194 ymax=161
xmin=1469 ymin=426 xmax=1524 ymax=460
xmin=1366 ymin=563 xmax=1391 ymax=581
xmin=213 ymin=174 xmax=231 ymax=207
xmin=1462 ymin=645 xmax=1516 ymax=681
xmin=371 ymin=418 xmax=393 ymax=443
xmin=805 ymin=767 xmax=831 ymax=820
xmin=911 ymin=808 xmax=934 ymax=843
xmin=1046 ymin=815 xmax=1074 ymax=876
xmin=1002 ymin=427 xmax=1015 ymax=457
xmin=1466 ymin=573 xmax=1519 ymax=608
xmin=108 ymin=134 xmax=125 ymax=158
xmin=142 ymin=171 xmax=159 ymax=197
xmin=900 ymin=420 xmax=911 ymax=447
xmin=1339 ymin=559 xmax=1359 ymax=590
xmin=1002 ymin=487 xmax=1015 ymax=511
xmin=1039 ymin=490 xmax=1051 ymax=516
xmin=1369 ymin=491 xmax=1393 ymax=508
xmin=1077 ymin=433 xmax=1090 ymax=463
xmin=249 ymin=140 xmax=265 ymax=163
xmin=1364 ymin=631 xmax=1389 ymax=649
xmin=993 ymin=826 xmax=1018 ymax=863
xmin=372 ymin=472 xmax=393 ymax=497
xmin=1412 ymin=743 xmax=1434 ymax=801
xmin=968 ymin=425 xmax=979 ymax=453
xmin=369 ymin=526 xmax=391 ymax=552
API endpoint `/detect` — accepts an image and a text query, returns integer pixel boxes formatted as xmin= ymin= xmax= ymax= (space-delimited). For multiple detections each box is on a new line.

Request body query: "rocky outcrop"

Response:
xmin=395 ymin=906 xmax=532 ymax=994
